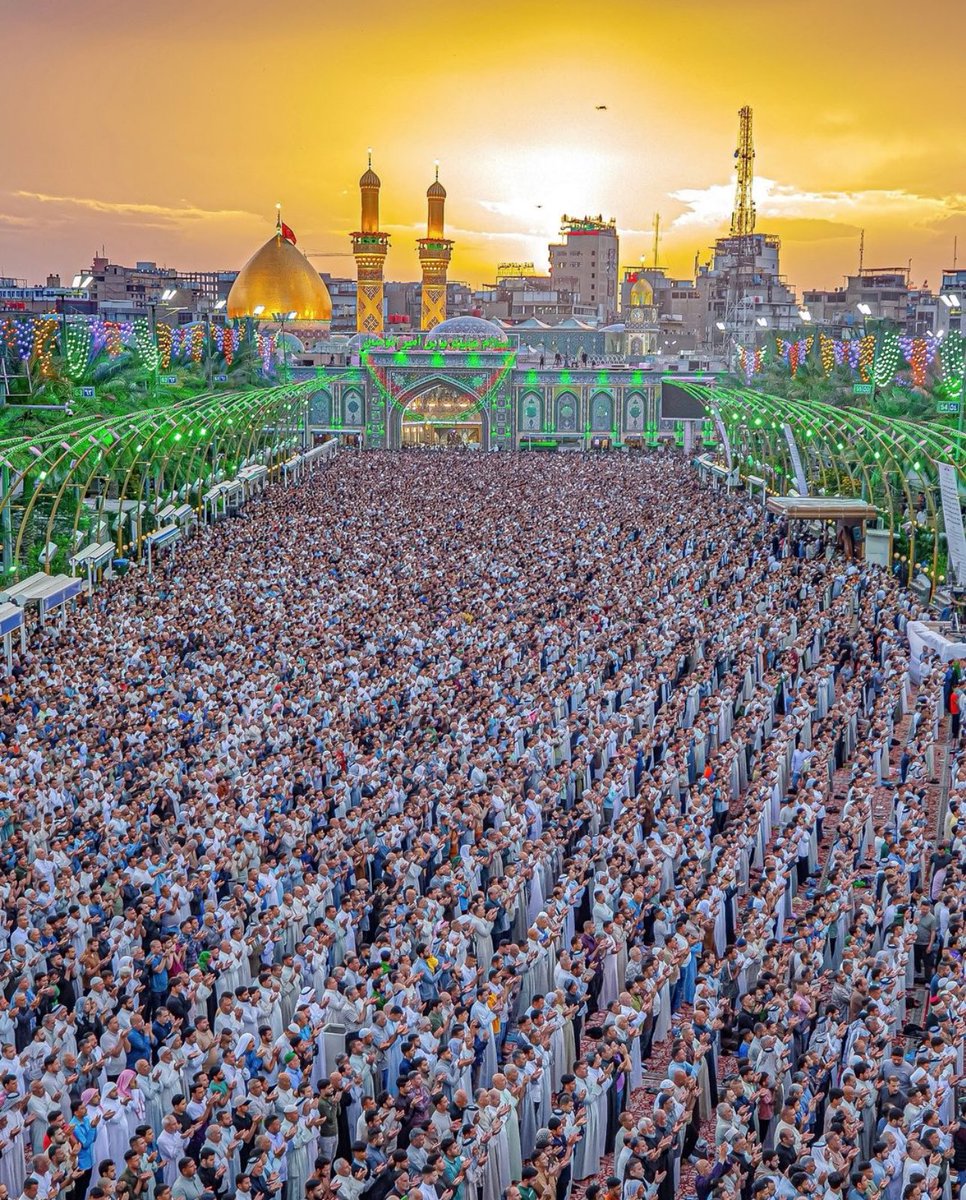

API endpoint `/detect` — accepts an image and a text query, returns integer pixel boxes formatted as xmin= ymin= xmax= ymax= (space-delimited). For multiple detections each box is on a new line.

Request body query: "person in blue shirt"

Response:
xmin=125 ymin=1014 xmax=153 ymax=1070
xmin=70 ymin=1094 xmax=100 ymax=1199
xmin=146 ymin=940 xmax=171 ymax=1016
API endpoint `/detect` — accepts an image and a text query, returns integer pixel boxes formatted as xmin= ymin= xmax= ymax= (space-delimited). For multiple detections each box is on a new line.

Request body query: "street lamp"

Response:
xmin=857 ymin=302 xmax=872 ymax=316
xmin=273 ymin=311 xmax=297 ymax=378
xmin=202 ymin=300 xmax=229 ymax=389
xmin=756 ymin=317 xmax=768 ymax=327
xmin=798 ymin=308 xmax=812 ymax=322
xmin=61 ymin=276 xmax=94 ymax=376
xmin=144 ymin=289 xmax=178 ymax=391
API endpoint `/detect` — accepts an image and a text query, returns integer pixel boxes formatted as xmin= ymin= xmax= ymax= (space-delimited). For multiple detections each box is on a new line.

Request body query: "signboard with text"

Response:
xmin=939 ymin=462 xmax=966 ymax=584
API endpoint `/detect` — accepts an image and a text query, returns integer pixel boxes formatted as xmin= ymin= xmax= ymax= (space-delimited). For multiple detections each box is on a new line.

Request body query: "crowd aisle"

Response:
xmin=0 ymin=452 xmax=961 ymax=1200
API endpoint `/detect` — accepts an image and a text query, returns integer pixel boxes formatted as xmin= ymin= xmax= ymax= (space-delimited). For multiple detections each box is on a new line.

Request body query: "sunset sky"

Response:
xmin=2 ymin=0 xmax=964 ymax=295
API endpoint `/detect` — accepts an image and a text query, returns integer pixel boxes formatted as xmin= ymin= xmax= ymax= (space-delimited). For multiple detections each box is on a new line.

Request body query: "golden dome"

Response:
xmin=427 ymin=178 xmax=447 ymax=199
xmin=360 ymin=166 xmax=381 ymax=188
xmin=227 ymin=233 xmax=332 ymax=322
xmin=630 ymin=276 xmax=654 ymax=307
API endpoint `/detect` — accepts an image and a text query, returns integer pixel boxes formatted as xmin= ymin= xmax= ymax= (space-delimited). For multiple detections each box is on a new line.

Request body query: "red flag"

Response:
xmin=280 ymin=222 xmax=297 ymax=245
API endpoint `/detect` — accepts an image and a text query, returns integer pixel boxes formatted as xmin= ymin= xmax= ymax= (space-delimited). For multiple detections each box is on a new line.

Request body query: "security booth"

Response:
xmin=696 ymin=455 xmax=736 ymax=491
xmin=69 ymin=541 xmax=116 ymax=591
xmin=765 ymin=496 xmax=879 ymax=561
xmin=281 ymin=454 xmax=305 ymax=485
xmin=0 ymin=571 xmax=50 ymax=605
xmin=9 ymin=573 xmax=82 ymax=630
xmin=202 ymin=485 xmax=224 ymax=525
xmin=173 ymin=503 xmax=198 ymax=535
xmin=302 ymin=441 xmax=337 ymax=471
xmin=0 ymin=602 xmax=24 ymax=670
xmin=219 ymin=478 xmax=244 ymax=515
xmin=746 ymin=474 xmax=768 ymax=508
xmin=237 ymin=464 xmax=269 ymax=500
xmin=144 ymin=524 xmax=180 ymax=578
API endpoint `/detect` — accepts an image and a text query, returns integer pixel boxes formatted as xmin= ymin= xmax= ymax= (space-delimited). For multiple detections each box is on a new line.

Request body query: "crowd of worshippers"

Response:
xmin=0 ymin=452 xmax=962 ymax=1200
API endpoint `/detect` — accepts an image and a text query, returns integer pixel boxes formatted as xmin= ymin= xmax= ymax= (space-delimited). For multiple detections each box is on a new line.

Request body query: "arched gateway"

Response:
xmin=387 ymin=379 xmax=490 ymax=450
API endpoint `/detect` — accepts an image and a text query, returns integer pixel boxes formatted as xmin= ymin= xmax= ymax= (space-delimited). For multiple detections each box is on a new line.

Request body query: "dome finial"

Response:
xmin=367 ymin=147 xmax=372 ymax=169
xmin=275 ymin=202 xmax=282 ymax=234
xmin=434 ymin=159 xmax=439 ymax=182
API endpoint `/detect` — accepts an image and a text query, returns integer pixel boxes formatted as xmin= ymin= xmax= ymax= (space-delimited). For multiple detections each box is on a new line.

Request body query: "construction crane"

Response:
xmin=730 ymin=105 xmax=756 ymax=238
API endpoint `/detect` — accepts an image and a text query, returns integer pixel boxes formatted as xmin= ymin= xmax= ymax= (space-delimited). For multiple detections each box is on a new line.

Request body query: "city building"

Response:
xmin=383 ymin=281 xmax=473 ymax=331
xmin=74 ymin=256 xmax=237 ymax=318
xmin=476 ymin=267 xmax=596 ymax=325
xmin=0 ymin=276 xmax=95 ymax=316
xmin=694 ymin=108 xmax=801 ymax=351
xmin=907 ymin=269 xmax=964 ymax=338
xmin=802 ymin=267 xmax=913 ymax=335
xmin=321 ymin=276 xmax=358 ymax=331
xmin=549 ymin=216 xmax=619 ymax=321
xmin=699 ymin=232 xmax=799 ymax=349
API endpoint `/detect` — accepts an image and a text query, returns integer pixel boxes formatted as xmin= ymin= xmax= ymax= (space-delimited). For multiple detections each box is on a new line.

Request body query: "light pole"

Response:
xmin=856 ymin=303 xmax=882 ymax=409
xmin=252 ymin=307 xmax=265 ymax=381
xmin=201 ymin=299 xmax=228 ymax=391
xmin=272 ymin=311 xmax=297 ymax=380
xmin=941 ymin=295 xmax=963 ymax=437
xmin=62 ymin=275 xmax=92 ymax=389
xmin=148 ymin=288 xmax=177 ymax=393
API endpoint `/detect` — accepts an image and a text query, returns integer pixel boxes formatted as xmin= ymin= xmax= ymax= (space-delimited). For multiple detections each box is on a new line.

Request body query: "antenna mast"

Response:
xmin=730 ymin=105 xmax=756 ymax=238
xmin=652 ymin=213 xmax=661 ymax=270
xmin=858 ymin=228 xmax=865 ymax=274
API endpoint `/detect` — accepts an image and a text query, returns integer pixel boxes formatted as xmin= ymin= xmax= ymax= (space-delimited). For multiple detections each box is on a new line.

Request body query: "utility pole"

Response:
xmin=730 ymin=106 xmax=756 ymax=239
xmin=858 ymin=229 xmax=865 ymax=274
xmin=725 ymin=106 xmax=756 ymax=354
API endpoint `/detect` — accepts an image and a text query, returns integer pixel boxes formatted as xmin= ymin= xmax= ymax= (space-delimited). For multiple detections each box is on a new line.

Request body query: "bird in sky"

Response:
xmin=595 ymin=104 xmax=608 ymax=110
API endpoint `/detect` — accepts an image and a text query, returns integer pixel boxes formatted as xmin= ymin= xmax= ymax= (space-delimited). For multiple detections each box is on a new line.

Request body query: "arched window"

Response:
xmin=308 ymin=390 xmax=331 ymax=427
xmin=520 ymin=392 xmax=543 ymax=432
xmin=556 ymin=392 xmax=578 ymax=432
xmin=590 ymin=392 xmax=613 ymax=431
xmin=342 ymin=388 xmax=364 ymax=427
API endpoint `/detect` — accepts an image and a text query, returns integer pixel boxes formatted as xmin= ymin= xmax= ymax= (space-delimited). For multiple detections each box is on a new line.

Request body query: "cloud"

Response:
xmin=380 ymin=220 xmax=538 ymax=244
xmin=669 ymin=177 xmax=966 ymax=231
xmin=13 ymin=191 xmax=260 ymax=225
xmin=767 ymin=217 xmax=863 ymax=242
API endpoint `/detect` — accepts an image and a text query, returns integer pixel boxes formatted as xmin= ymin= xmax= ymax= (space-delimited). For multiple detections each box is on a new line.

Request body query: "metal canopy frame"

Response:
xmin=680 ymin=382 xmax=963 ymax=586
xmin=0 ymin=380 xmax=331 ymax=580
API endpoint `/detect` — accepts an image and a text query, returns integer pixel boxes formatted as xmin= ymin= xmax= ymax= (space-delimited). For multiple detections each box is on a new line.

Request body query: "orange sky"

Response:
xmin=1 ymin=0 xmax=964 ymax=296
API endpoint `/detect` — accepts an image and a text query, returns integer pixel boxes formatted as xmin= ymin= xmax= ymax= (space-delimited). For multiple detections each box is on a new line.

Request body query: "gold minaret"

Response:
xmin=350 ymin=151 xmax=389 ymax=333
xmin=418 ymin=164 xmax=453 ymax=331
